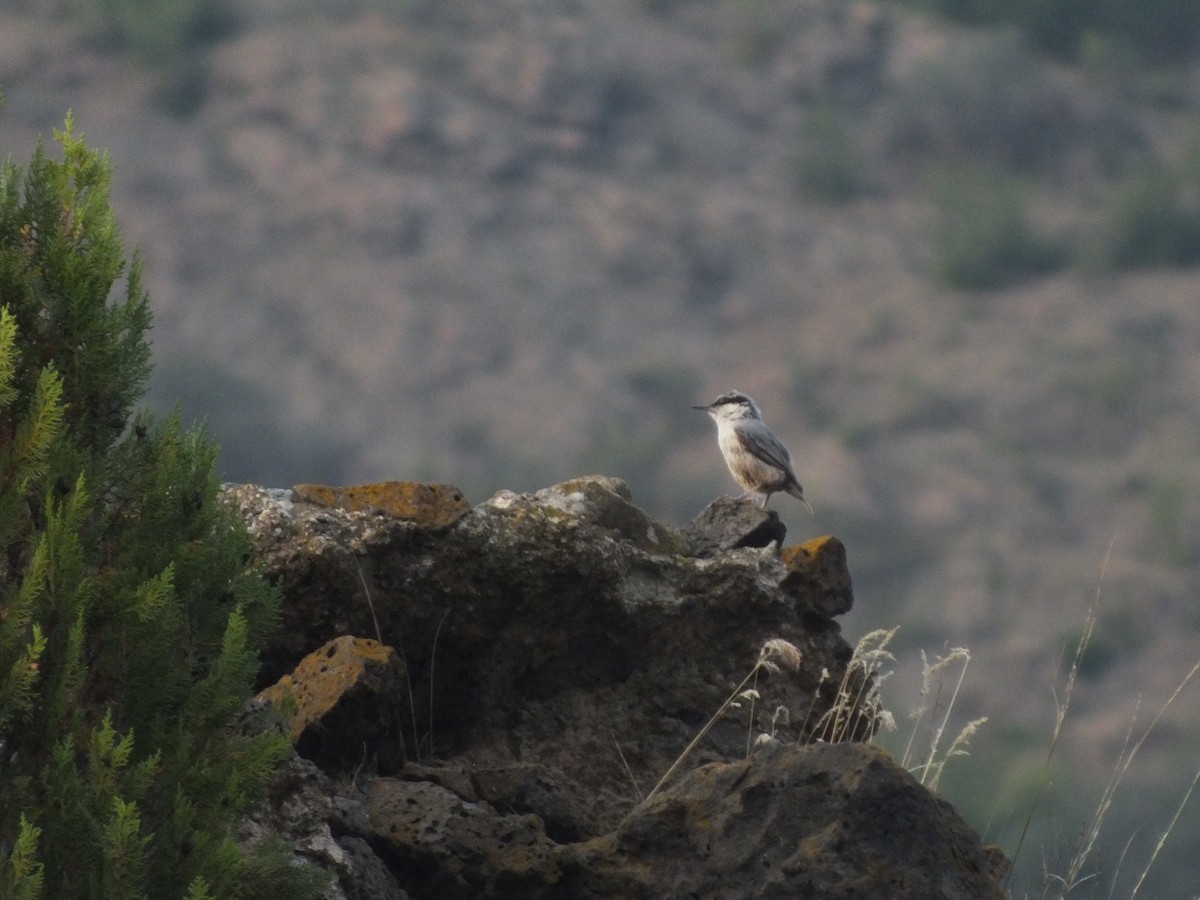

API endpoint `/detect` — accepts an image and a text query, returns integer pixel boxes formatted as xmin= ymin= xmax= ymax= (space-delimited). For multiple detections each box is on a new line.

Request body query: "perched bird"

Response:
xmin=693 ymin=390 xmax=812 ymax=513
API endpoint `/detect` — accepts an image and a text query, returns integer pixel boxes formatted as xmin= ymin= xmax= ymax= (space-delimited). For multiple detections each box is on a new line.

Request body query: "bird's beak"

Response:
xmin=691 ymin=404 xmax=709 ymax=411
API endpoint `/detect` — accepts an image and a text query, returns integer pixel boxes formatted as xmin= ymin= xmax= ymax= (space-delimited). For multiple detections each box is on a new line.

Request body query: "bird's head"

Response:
xmin=692 ymin=390 xmax=762 ymax=424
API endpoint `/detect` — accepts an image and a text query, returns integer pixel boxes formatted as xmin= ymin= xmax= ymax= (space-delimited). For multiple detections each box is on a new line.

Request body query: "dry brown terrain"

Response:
xmin=3 ymin=0 xmax=1199 ymax=894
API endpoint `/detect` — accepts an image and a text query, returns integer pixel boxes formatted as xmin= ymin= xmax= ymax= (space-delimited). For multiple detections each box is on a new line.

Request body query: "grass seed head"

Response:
xmin=760 ymin=638 xmax=803 ymax=673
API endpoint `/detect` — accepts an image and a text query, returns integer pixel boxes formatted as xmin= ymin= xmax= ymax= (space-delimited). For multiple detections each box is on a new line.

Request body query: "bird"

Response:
xmin=693 ymin=390 xmax=812 ymax=513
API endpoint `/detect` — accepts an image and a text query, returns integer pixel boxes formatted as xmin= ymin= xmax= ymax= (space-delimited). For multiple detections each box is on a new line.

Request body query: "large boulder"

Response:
xmin=559 ymin=742 xmax=1006 ymax=899
xmin=233 ymin=478 xmax=1006 ymax=898
xmin=229 ymin=476 xmax=854 ymax=835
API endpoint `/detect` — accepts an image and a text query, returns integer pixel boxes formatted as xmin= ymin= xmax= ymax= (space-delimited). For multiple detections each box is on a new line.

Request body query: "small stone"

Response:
xmin=682 ymin=496 xmax=788 ymax=557
xmin=982 ymin=845 xmax=1012 ymax=882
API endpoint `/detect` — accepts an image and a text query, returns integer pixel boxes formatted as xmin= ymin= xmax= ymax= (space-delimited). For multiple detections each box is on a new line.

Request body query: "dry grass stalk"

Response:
xmin=355 ymin=559 xmax=421 ymax=760
xmin=1055 ymin=656 xmax=1200 ymax=894
xmin=923 ymin=716 xmax=987 ymax=792
xmin=1005 ymin=539 xmax=1200 ymax=895
xmin=798 ymin=667 xmax=832 ymax=739
xmin=900 ymin=646 xmax=985 ymax=790
xmin=644 ymin=638 xmax=802 ymax=804
xmin=611 ymin=730 xmax=644 ymax=800
xmin=1129 ymin=763 xmax=1200 ymax=897
xmin=1005 ymin=536 xmax=1106 ymax=896
xmin=812 ymin=627 xmax=897 ymax=743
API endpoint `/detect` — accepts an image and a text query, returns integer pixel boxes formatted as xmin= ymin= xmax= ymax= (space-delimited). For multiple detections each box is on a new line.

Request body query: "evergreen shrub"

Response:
xmin=0 ymin=113 xmax=322 ymax=898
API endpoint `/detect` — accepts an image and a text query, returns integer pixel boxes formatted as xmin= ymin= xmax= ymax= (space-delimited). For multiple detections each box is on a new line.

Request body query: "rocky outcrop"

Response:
xmin=230 ymin=477 xmax=1006 ymax=899
xmin=231 ymin=474 xmax=854 ymax=835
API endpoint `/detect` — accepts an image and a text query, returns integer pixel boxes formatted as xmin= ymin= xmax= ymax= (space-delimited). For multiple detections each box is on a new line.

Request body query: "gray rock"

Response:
xmin=364 ymin=778 xmax=559 ymax=900
xmin=682 ymin=495 xmax=788 ymax=557
xmin=242 ymin=754 xmax=405 ymax=900
xmin=229 ymin=478 xmax=853 ymax=836
xmin=228 ymin=478 xmax=1005 ymax=899
xmin=557 ymin=742 xmax=1006 ymax=899
xmin=336 ymin=838 xmax=412 ymax=900
xmin=469 ymin=764 xmax=591 ymax=844
xmin=533 ymin=475 xmax=686 ymax=555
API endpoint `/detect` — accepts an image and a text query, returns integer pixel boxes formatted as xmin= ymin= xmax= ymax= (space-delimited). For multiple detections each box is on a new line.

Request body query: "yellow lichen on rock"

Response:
xmin=257 ymin=635 xmax=402 ymax=740
xmin=779 ymin=535 xmax=854 ymax=616
xmin=293 ymin=481 xmax=470 ymax=528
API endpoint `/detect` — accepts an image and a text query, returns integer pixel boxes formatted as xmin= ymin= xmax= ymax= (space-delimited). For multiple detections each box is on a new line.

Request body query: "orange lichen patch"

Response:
xmin=779 ymin=535 xmax=854 ymax=616
xmin=257 ymin=635 xmax=402 ymax=740
xmin=293 ymin=481 xmax=470 ymax=528
xmin=780 ymin=534 xmax=849 ymax=585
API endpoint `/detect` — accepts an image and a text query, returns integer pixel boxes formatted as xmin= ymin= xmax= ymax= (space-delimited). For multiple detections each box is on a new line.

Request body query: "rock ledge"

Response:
xmin=229 ymin=478 xmax=1005 ymax=899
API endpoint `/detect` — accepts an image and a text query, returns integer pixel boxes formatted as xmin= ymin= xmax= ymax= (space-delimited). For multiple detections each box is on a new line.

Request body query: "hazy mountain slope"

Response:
xmin=3 ymin=0 xmax=1199 ymax=894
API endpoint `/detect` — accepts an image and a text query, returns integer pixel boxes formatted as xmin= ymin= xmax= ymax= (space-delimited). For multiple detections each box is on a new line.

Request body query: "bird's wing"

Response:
xmin=737 ymin=426 xmax=801 ymax=485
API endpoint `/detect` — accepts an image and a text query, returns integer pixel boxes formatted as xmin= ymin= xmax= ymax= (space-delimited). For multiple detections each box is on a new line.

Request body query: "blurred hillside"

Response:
xmin=3 ymin=0 xmax=1200 ymax=895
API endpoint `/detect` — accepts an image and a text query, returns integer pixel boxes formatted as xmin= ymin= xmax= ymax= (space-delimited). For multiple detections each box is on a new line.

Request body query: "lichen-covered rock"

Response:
xmin=228 ymin=476 xmax=1003 ymax=899
xmin=257 ymin=636 xmax=406 ymax=775
xmin=398 ymin=762 xmax=591 ymax=844
xmin=780 ymin=535 xmax=855 ymax=617
xmin=557 ymin=742 xmax=1007 ymax=899
xmin=292 ymin=481 xmax=470 ymax=528
xmin=530 ymin=475 xmax=685 ymax=555
xmin=228 ymin=477 xmax=853 ymax=837
xmin=241 ymin=753 xmax=409 ymax=900
xmin=364 ymin=778 xmax=559 ymax=900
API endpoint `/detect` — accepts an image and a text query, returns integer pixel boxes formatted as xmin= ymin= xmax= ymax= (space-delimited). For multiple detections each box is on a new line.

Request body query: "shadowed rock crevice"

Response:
xmin=232 ymin=477 xmax=1006 ymax=899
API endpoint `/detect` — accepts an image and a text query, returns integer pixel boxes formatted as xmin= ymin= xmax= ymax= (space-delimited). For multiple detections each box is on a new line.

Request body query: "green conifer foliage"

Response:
xmin=0 ymin=116 xmax=324 ymax=898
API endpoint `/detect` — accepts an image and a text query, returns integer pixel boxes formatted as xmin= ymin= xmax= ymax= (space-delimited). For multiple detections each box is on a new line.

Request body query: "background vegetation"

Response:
xmin=3 ymin=0 xmax=1199 ymax=895
xmin=899 ymin=0 xmax=1200 ymax=63
xmin=0 ymin=113 xmax=321 ymax=898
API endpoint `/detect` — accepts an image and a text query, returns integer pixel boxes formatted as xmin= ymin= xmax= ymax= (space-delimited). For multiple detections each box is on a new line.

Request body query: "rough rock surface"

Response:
xmin=292 ymin=482 xmax=470 ymax=528
xmin=780 ymin=535 xmax=855 ymax=618
xmin=256 ymin=636 xmax=407 ymax=775
xmin=560 ymin=742 xmax=1007 ymax=899
xmin=231 ymin=475 xmax=853 ymax=835
xmin=234 ymin=477 xmax=1007 ymax=899
xmin=239 ymin=752 xmax=413 ymax=900
xmin=364 ymin=778 xmax=559 ymax=899
xmin=680 ymin=494 xmax=788 ymax=557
